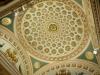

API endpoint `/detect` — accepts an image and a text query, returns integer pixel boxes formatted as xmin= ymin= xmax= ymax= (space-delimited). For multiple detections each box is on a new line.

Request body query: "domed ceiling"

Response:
xmin=0 ymin=0 xmax=100 ymax=75
xmin=15 ymin=0 xmax=89 ymax=61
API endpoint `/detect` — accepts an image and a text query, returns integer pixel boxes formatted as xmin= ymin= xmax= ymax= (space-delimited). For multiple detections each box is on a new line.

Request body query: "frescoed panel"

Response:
xmin=78 ymin=42 xmax=98 ymax=64
xmin=0 ymin=38 xmax=18 ymax=64
xmin=0 ymin=13 xmax=14 ymax=32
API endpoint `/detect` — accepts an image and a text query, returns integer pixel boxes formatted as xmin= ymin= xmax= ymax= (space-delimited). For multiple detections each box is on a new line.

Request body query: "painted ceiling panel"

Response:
xmin=0 ymin=0 xmax=100 ymax=75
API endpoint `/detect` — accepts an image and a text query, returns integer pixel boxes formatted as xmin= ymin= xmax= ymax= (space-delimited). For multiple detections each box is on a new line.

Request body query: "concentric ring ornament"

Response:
xmin=14 ymin=0 xmax=89 ymax=61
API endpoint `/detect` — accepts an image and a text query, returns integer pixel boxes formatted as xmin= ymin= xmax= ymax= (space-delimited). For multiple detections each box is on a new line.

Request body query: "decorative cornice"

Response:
xmin=90 ymin=0 xmax=100 ymax=44
xmin=90 ymin=0 xmax=100 ymax=65
xmin=0 ymin=51 xmax=21 ymax=75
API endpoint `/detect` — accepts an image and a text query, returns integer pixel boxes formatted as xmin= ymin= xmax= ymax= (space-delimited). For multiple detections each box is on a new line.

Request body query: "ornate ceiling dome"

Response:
xmin=15 ymin=0 xmax=89 ymax=61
